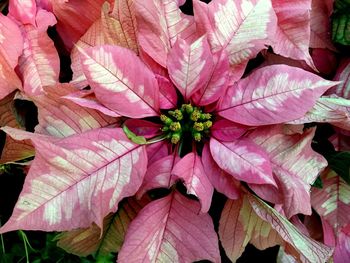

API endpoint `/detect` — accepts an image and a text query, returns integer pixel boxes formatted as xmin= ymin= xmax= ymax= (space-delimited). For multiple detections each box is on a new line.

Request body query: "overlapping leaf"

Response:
xmin=327 ymin=58 xmax=350 ymax=99
xmin=118 ymin=191 xmax=220 ymax=262
xmin=218 ymin=65 xmax=337 ymax=126
xmin=0 ymin=127 xmax=147 ymax=233
xmin=80 ymin=45 xmax=159 ymax=118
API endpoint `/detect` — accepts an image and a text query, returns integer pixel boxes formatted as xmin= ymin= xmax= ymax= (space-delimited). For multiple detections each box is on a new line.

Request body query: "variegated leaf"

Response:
xmin=0 ymin=127 xmax=147 ymax=232
xmin=135 ymin=0 xmax=196 ymax=67
xmin=80 ymin=45 xmax=159 ymax=118
xmin=0 ymin=51 xmax=22 ymax=100
xmin=172 ymin=152 xmax=214 ymax=213
xmin=118 ymin=191 xmax=220 ymax=262
xmin=56 ymin=196 xmax=150 ymax=257
xmin=218 ymin=65 xmax=337 ymax=126
xmin=327 ymin=58 xmax=350 ymax=99
xmin=167 ymin=36 xmax=214 ymax=100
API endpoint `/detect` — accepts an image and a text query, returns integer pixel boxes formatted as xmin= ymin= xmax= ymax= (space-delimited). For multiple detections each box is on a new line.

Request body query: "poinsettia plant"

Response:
xmin=1 ymin=0 xmax=350 ymax=262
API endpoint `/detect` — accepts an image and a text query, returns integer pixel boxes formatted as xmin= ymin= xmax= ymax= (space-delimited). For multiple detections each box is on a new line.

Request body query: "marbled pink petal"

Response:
xmin=0 ymin=14 xmax=23 ymax=68
xmin=80 ymin=45 xmax=159 ymax=118
xmin=249 ymin=126 xmax=328 ymax=218
xmin=33 ymin=84 xmax=118 ymax=137
xmin=17 ymin=9 xmax=60 ymax=95
xmin=146 ymin=141 xmax=170 ymax=164
xmin=135 ymin=0 xmax=196 ymax=67
xmin=167 ymin=36 xmax=214 ymax=100
xmin=62 ymin=90 xmax=121 ymax=118
xmin=202 ymin=144 xmax=240 ymax=200
xmin=217 ymin=65 xmax=337 ymax=126
xmin=137 ymin=154 xmax=179 ymax=198
xmin=9 ymin=0 xmax=37 ymax=25
xmin=193 ymin=0 xmax=276 ymax=70
xmin=51 ymin=0 xmax=110 ymax=50
xmin=155 ymin=75 xmax=178 ymax=109
xmin=248 ymin=194 xmax=334 ymax=263
xmin=312 ymin=169 xmax=350 ymax=233
xmin=118 ymin=191 xmax=220 ymax=262
xmin=123 ymin=119 xmax=162 ymax=138
xmin=211 ymin=119 xmax=249 ymax=142
xmin=210 ymin=137 xmax=276 ymax=186
xmin=334 ymin=231 xmax=350 ymax=263
xmin=172 ymin=152 xmax=214 ymax=213
xmin=192 ymin=49 xmax=230 ymax=106
xmin=0 ymin=127 xmax=147 ymax=233
xmin=0 ymin=52 xmax=22 ymax=100
xmin=271 ymin=0 xmax=315 ymax=69
xmin=310 ymin=0 xmax=336 ymax=51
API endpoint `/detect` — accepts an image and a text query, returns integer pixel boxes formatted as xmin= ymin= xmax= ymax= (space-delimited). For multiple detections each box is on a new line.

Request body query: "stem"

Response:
xmin=0 ymin=219 xmax=5 ymax=259
xmin=19 ymin=231 xmax=29 ymax=263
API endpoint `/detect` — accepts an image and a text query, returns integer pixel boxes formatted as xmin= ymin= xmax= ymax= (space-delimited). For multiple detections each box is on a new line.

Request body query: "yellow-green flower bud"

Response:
xmin=160 ymin=114 xmax=173 ymax=125
xmin=200 ymin=113 xmax=212 ymax=120
xmin=190 ymin=109 xmax=201 ymax=121
xmin=171 ymin=133 xmax=181 ymax=144
xmin=193 ymin=122 xmax=204 ymax=131
xmin=181 ymin=104 xmax=193 ymax=114
xmin=169 ymin=122 xmax=181 ymax=131
xmin=193 ymin=132 xmax=202 ymax=142
xmin=203 ymin=120 xmax=212 ymax=129
xmin=169 ymin=109 xmax=183 ymax=120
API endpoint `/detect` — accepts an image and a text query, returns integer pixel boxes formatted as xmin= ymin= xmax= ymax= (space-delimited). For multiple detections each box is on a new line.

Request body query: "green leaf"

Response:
xmin=328 ymin=151 xmax=350 ymax=184
xmin=122 ymin=125 xmax=147 ymax=145
xmin=312 ymin=176 xmax=323 ymax=189
xmin=332 ymin=12 xmax=350 ymax=45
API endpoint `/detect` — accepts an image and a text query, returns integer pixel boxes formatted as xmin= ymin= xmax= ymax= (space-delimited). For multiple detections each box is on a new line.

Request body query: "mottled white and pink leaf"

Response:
xmin=80 ymin=45 xmax=159 ymax=118
xmin=172 ymin=152 xmax=214 ymax=213
xmin=0 ymin=127 xmax=147 ymax=233
xmin=218 ymin=65 xmax=337 ymax=126
xmin=209 ymin=137 xmax=276 ymax=186
xmin=327 ymin=58 xmax=350 ymax=99
xmin=118 ymin=191 xmax=220 ymax=263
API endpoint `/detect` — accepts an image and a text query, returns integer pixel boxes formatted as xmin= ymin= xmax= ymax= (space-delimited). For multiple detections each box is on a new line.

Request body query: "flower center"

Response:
xmin=160 ymin=104 xmax=212 ymax=144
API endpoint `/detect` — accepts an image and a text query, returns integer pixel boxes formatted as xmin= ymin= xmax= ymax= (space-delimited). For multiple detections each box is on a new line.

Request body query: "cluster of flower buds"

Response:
xmin=160 ymin=104 xmax=212 ymax=144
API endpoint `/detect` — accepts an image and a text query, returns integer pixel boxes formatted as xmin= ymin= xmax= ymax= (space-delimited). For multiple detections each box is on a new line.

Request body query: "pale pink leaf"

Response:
xmin=18 ymin=9 xmax=60 ymax=95
xmin=248 ymin=194 xmax=334 ymax=263
xmin=52 ymin=0 xmax=110 ymax=50
xmin=155 ymin=75 xmax=178 ymax=109
xmin=56 ymin=196 xmax=150 ymax=257
xmin=33 ymin=84 xmax=118 ymax=137
xmin=211 ymin=119 xmax=249 ymax=142
xmin=0 ymin=94 xmax=34 ymax=164
xmin=210 ymin=137 xmax=276 ymax=186
xmin=62 ymin=90 xmax=121 ymax=118
xmin=289 ymin=96 xmax=350 ymax=131
xmin=146 ymin=140 xmax=170 ymax=164
xmin=167 ymin=36 xmax=214 ymax=100
xmin=0 ymin=14 xmax=23 ymax=68
xmin=0 ymin=127 xmax=147 ymax=233
xmin=334 ymin=231 xmax=350 ymax=263
xmin=271 ymin=0 xmax=315 ymax=69
xmin=249 ymin=126 xmax=327 ymax=218
xmin=310 ymin=0 xmax=336 ymax=51
xmin=137 ymin=154 xmax=179 ymax=198
xmin=71 ymin=1 xmax=139 ymax=88
xmin=118 ymin=191 xmax=220 ymax=263
xmin=191 ymin=49 xmax=230 ymax=106
xmin=9 ymin=0 xmax=36 ymax=25
xmin=80 ymin=45 xmax=159 ymax=118
xmin=135 ymin=0 xmax=196 ymax=67
xmin=217 ymin=65 xmax=337 ymax=126
xmin=0 ymin=51 xmax=22 ymax=100
xmin=248 ymin=183 xmax=282 ymax=204
xmin=172 ymin=152 xmax=214 ymax=213
xmin=311 ymin=169 xmax=350 ymax=233
xmin=202 ymin=144 xmax=241 ymax=200
xmin=193 ymin=0 xmax=276 ymax=69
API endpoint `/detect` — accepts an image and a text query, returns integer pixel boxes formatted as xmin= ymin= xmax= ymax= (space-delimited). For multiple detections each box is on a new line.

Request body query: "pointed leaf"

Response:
xmin=0 ymin=127 xmax=147 ymax=233
xmin=210 ymin=137 xmax=276 ymax=186
xmin=328 ymin=58 xmax=350 ymax=99
xmin=167 ymin=36 xmax=214 ymax=100
xmin=135 ymin=0 xmax=196 ymax=67
xmin=334 ymin=230 xmax=350 ymax=263
xmin=18 ymin=9 xmax=60 ymax=95
xmin=71 ymin=1 xmax=139 ymax=88
xmin=118 ymin=191 xmax=220 ymax=262
xmin=193 ymin=0 xmax=276 ymax=68
xmin=9 ymin=0 xmax=36 ymax=25
xmin=172 ymin=152 xmax=214 ymax=213
xmin=80 ymin=45 xmax=159 ymax=118
xmin=56 ymin=196 xmax=150 ymax=257
xmin=271 ymin=0 xmax=315 ymax=69
xmin=249 ymin=126 xmax=327 ymax=218
xmin=0 ymin=51 xmax=22 ymax=100
xmin=156 ymin=75 xmax=178 ymax=109
xmin=311 ymin=169 xmax=350 ymax=232
xmin=33 ymin=84 xmax=118 ymax=137
xmin=218 ymin=65 xmax=337 ymax=126
xmin=248 ymin=194 xmax=334 ymax=263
